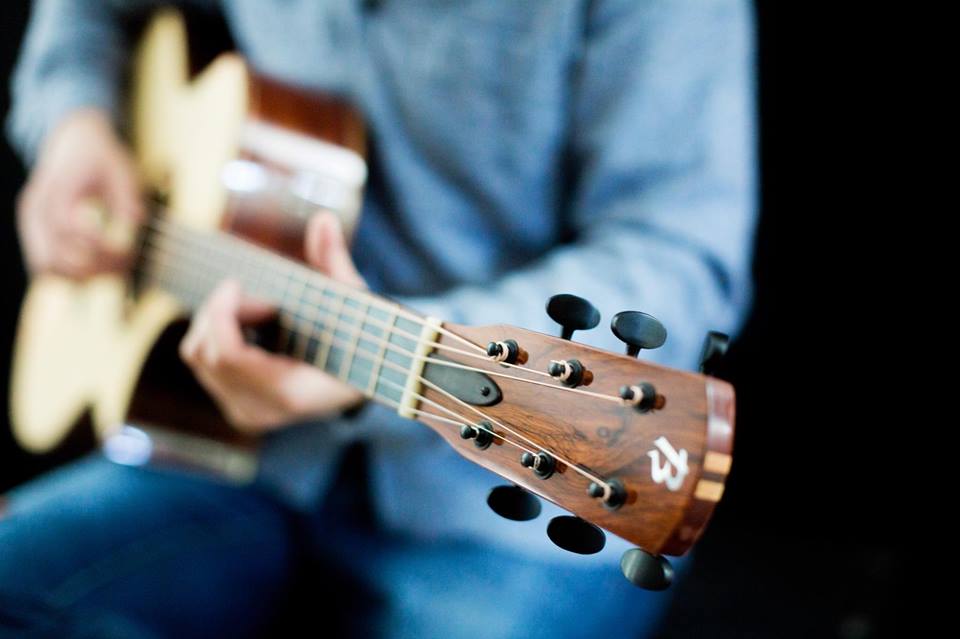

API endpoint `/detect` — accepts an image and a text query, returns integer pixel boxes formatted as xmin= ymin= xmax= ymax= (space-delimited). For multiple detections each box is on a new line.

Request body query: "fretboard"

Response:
xmin=137 ymin=216 xmax=433 ymax=408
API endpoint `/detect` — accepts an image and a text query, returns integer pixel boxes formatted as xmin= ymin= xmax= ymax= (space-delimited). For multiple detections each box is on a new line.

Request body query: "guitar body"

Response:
xmin=11 ymin=10 xmax=366 ymax=460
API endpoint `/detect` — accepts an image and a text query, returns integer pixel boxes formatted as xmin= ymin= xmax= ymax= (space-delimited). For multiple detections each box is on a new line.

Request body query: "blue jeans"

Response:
xmin=0 ymin=455 xmax=673 ymax=638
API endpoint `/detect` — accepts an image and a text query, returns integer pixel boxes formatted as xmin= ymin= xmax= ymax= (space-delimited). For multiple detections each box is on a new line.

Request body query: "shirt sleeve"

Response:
xmin=398 ymin=0 xmax=758 ymax=373
xmin=6 ymin=0 xmax=215 ymax=165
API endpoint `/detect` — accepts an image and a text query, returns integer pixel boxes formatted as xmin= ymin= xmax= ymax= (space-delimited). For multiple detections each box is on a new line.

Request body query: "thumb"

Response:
xmin=305 ymin=212 xmax=365 ymax=288
xmin=104 ymin=157 xmax=145 ymax=223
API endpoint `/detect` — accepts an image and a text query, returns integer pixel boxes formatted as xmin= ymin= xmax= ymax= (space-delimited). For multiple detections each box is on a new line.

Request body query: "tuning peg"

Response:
xmin=610 ymin=311 xmax=667 ymax=357
xmin=546 ymin=516 xmax=607 ymax=555
xmin=620 ymin=548 xmax=674 ymax=590
xmin=698 ymin=331 xmax=730 ymax=376
xmin=459 ymin=421 xmax=494 ymax=450
xmin=487 ymin=485 xmax=542 ymax=521
xmin=546 ymin=294 xmax=601 ymax=340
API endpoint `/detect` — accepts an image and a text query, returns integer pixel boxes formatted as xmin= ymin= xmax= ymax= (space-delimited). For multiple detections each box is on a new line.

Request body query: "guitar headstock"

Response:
xmin=414 ymin=297 xmax=734 ymax=590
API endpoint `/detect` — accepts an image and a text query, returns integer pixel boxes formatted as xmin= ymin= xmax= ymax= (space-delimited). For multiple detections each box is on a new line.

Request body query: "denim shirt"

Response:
xmin=8 ymin=0 xmax=756 ymax=564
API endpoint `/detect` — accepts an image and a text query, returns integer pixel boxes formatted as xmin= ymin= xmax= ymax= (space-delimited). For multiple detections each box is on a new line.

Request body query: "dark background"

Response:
xmin=1 ymin=3 xmax=901 ymax=638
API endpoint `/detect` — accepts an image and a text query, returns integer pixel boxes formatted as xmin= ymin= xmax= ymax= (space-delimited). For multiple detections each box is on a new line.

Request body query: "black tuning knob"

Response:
xmin=620 ymin=548 xmax=674 ymax=590
xmin=610 ymin=311 xmax=667 ymax=357
xmin=698 ymin=331 xmax=730 ymax=376
xmin=547 ymin=516 xmax=607 ymax=555
xmin=546 ymin=294 xmax=601 ymax=340
xmin=487 ymin=485 xmax=542 ymax=521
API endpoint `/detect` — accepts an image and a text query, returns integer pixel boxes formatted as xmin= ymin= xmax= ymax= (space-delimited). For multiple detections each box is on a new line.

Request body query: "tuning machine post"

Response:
xmin=586 ymin=478 xmax=627 ymax=509
xmin=619 ymin=382 xmax=664 ymax=412
xmin=485 ymin=339 xmax=528 ymax=365
xmin=621 ymin=548 xmax=674 ymax=590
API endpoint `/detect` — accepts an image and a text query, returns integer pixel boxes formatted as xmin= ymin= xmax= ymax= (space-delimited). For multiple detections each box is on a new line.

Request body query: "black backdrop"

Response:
xmin=0 ymin=3 xmax=903 ymax=637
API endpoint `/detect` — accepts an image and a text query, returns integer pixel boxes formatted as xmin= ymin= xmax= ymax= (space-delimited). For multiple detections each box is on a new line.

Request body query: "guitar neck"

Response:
xmin=137 ymin=216 xmax=442 ymax=412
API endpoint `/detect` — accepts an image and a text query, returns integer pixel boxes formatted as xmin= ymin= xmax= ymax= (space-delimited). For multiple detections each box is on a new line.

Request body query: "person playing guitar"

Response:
xmin=0 ymin=2 xmax=757 ymax=638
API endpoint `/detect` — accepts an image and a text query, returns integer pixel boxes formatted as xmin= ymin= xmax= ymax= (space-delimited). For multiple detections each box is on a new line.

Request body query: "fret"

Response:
xmin=294 ymin=284 xmax=324 ymax=366
xmin=388 ymin=317 xmax=421 ymax=364
xmin=371 ymin=314 xmax=417 ymax=407
xmin=284 ymin=286 xmax=407 ymax=403
xmin=345 ymin=348 xmax=376 ymax=392
xmin=325 ymin=294 xmax=362 ymax=382
xmin=273 ymin=310 xmax=317 ymax=358
xmin=339 ymin=299 xmax=368 ymax=383
xmin=273 ymin=304 xmax=404 ymax=407
xmin=316 ymin=289 xmax=346 ymax=375
xmin=277 ymin=311 xmax=298 ymax=356
xmin=280 ymin=272 xmax=309 ymax=358
xmin=285 ymin=281 xmax=332 ymax=369
xmin=139 ymin=218 xmax=444 ymax=411
xmin=373 ymin=363 xmax=407 ymax=406
xmin=347 ymin=301 xmax=376 ymax=390
xmin=396 ymin=315 xmax=441 ymax=418
xmin=342 ymin=302 xmax=383 ymax=393
xmin=365 ymin=306 xmax=396 ymax=398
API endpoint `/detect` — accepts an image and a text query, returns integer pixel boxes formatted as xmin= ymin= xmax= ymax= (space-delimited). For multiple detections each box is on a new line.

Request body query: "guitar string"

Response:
xmin=159 ymin=248 xmax=536 ymax=456
xmin=141 ymin=238 xmax=615 ymax=494
xmin=145 ymin=215 xmax=554 ymax=378
xmin=416 ymin=371 xmax=612 ymax=493
xmin=325 ymin=352 xmax=536 ymax=456
xmin=140 ymin=247 xmax=535 ymax=442
xmin=146 ymin=215 xmax=486 ymax=355
xmin=366 ymin=392 xmax=595 ymax=496
xmin=374 ymin=374 xmax=537 ymax=457
xmin=374 ymin=379 xmax=616 ymax=502
xmin=139 ymin=223 xmax=625 ymax=404
xmin=142 ymin=235 xmax=625 ymax=405
xmin=143 ymin=256 xmax=612 ymax=491
xmin=143 ymin=254 xmax=480 ymax=427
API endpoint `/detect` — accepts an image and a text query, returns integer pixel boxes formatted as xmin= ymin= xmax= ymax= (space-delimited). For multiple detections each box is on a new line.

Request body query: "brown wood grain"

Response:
xmin=417 ymin=323 xmax=734 ymax=556
xmin=220 ymin=70 xmax=367 ymax=260
xmin=247 ymin=72 xmax=366 ymax=154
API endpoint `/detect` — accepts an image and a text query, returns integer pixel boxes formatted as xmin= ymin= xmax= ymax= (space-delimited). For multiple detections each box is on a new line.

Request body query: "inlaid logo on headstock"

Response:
xmin=648 ymin=436 xmax=689 ymax=491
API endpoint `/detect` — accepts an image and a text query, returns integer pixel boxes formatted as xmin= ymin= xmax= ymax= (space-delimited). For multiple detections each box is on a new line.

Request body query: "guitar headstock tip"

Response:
xmin=621 ymin=548 xmax=674 ymax=590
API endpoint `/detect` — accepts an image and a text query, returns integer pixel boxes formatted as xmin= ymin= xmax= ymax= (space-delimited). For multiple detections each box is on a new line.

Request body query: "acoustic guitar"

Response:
xmin=9 ymin=10 xmax=735 ymax=591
